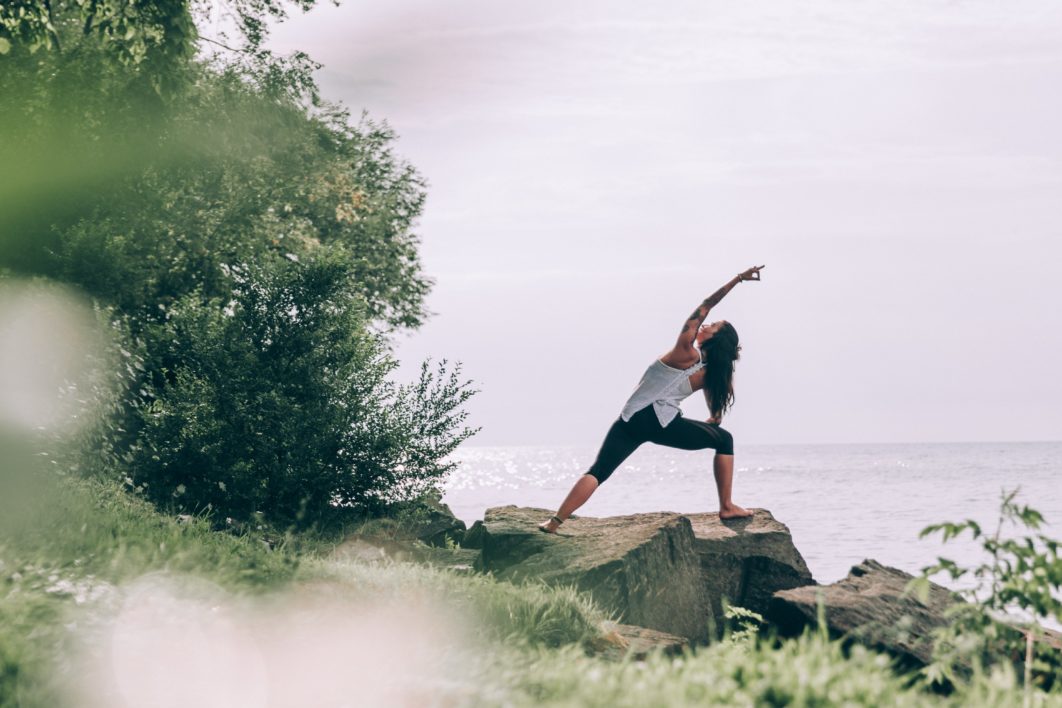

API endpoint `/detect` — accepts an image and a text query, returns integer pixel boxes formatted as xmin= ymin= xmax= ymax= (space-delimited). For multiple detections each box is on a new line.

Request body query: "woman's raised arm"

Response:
xmin=673 ymin=265 xmax=764 ymax=351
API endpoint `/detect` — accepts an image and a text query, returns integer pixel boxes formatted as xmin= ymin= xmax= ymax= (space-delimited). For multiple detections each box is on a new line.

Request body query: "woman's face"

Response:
xmin=696 ymin=320 xmax=726 ymax=346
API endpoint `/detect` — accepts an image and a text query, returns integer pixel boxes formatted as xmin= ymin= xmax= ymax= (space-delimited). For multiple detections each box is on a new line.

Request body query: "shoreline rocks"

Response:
xmin=408 ymin=489 xmax=468 ymax=547
xmin=465 ymin=505 xmax=814 ymax=643
xmin=766 ymin=558 xmax=960 ymax=668
xmin=341 ymin=503 xmax=1057 ymax=680
xmin=685 ymin=511 xmax=815 ymax=628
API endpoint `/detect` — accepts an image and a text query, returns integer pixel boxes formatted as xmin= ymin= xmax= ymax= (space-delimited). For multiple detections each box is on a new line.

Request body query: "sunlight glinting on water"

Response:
xmin=444 ymin=442 xmax=1062 ymax=587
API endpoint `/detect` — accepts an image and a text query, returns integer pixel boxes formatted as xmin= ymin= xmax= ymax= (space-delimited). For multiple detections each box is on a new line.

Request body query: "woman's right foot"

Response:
xmin=719 ymin=503 xmax=753 ymax=520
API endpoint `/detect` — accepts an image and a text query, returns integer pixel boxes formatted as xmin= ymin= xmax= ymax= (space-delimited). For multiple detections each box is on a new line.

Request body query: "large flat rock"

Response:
xmin=466 ymin=506 xmax=814 ymax=643
xmin=468 ymin=506 xmax=707 ymax=641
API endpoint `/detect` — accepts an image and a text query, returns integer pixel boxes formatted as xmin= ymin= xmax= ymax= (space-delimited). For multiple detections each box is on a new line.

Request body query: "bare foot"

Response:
xmin=538 ymin=518 xmax=561 ymax=534
xmin=719 ymin=504 xmax=754 ymax=520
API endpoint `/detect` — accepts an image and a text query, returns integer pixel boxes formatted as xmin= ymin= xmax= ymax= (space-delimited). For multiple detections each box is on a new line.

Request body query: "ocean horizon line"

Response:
xmin=457 ymin=438 xmax=1062 ymax=450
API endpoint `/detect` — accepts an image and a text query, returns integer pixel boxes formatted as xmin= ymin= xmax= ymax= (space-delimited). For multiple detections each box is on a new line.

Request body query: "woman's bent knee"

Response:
xmin=586 ymin=468 xmax=611 ymax=485
xmin=715 ymin=428 xmax=734 ymax=456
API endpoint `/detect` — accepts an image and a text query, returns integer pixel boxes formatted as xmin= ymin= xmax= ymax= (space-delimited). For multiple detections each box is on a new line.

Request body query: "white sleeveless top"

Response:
xmin=619 ymin=358 xmax=705 ymax=428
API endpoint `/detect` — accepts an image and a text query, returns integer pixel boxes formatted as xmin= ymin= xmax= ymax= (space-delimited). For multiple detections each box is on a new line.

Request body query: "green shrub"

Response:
xmin=123 ymin=253 xmax=476 ymax=527
xmin=910 ymin=488 xmax=1062 ymax=693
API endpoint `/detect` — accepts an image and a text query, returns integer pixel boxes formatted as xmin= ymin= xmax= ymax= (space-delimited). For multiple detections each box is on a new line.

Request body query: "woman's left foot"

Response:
xmin=719 ymin=504 xmax=754 ymax=520
xmin=538 ymin=518 xmax=561 ymax=534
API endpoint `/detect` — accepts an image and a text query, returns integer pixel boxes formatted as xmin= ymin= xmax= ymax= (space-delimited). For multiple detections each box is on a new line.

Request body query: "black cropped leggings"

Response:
xmin=587 ymin=405 xmax=735 ymax=484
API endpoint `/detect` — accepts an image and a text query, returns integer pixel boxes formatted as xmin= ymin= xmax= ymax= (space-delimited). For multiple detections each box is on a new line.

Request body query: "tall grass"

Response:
xmin=316 ymin=559 xmax=604 ymax=648
xmin=470 ymin=630 xmax=1062 ymax=708
xmin=4 ymin=476 xmax=1060 ymax=707
xmin=0 ymin=475 xmax=297 ymax=706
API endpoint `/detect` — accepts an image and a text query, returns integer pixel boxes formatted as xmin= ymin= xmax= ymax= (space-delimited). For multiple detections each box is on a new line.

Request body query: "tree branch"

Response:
xmin=199 ymin=34 xmax=244 ymax=54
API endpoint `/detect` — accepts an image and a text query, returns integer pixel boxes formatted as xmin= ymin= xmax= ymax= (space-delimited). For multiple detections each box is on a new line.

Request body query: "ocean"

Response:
xmin=442 ymin=441 xmax=1062 ymax=589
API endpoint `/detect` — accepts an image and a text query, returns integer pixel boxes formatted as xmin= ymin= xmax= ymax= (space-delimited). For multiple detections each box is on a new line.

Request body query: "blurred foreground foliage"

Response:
xmin=911 ymin=488 xmax=1062 ymax=693
xmin=1 ymin=0 xmax=477 ymax=527
xmin=3 ymin=475 xmax=1060 ymax=706
xmin=0 ymin=470 xmax=298 ymax=705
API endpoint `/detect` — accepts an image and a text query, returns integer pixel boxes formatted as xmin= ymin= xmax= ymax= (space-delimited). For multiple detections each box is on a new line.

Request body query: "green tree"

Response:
xmin=125 ymin=253 xmax=476 ymax=526
xmin=3 ymin=0 xmax=478 ymax=526
xmin=3 ymin=48 xmax=431 ymax=331
xmin=0 ymin=0 xmax=316 ymax=94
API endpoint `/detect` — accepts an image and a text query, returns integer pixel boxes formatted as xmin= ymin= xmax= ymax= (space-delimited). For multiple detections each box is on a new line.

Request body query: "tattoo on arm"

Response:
xmin=687 ymin=283 xmax=732 ymax=328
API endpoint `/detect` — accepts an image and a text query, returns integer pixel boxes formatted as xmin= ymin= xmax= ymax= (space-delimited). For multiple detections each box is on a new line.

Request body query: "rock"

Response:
xmin=684 ymin=510 xmax=815 ymax=625
xmin=462 ymin=520 xmax=487 ymax=549
xmin=589 ymin=621 xmax=689 ymax=661
xmin=476 ymin=506 xmax=706 ymax=641
xmin=405 ymin=490 xmax=468 ymax=547
xmin=471 ymin=506 xmax=814 ymax=643
xmin=767 ymin=559 xmax=959 ymax=668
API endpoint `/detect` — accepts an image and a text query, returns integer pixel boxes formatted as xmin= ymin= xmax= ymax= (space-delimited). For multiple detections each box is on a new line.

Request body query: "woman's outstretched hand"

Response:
xmin=738 ymin=265 xmax=765 ymax=282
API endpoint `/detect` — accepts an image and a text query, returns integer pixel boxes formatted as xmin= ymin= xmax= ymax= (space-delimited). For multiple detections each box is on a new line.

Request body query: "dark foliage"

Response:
xmin=120 ymin=254 xmax=476 ymax=526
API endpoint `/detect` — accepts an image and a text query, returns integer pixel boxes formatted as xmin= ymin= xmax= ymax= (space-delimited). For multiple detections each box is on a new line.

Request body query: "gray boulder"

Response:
xmin=405 ymin=489 xmax=467 ymax=547
xmin=685 ymin=511 xmax=815 ymax=626
xmin=768 ymin=559 xmax=1062 ymax=682
xmin=469 ymin=506 xmax=814 ymax=643
xmin=767 ymin=558 xmax=960 ymax=667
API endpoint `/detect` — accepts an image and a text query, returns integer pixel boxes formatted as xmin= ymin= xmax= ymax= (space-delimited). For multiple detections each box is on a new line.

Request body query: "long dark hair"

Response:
xmin=699 ymin=322 xmax=740 ymax=418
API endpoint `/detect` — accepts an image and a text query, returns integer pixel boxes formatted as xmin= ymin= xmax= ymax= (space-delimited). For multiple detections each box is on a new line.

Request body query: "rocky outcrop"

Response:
xmin=407 ymin=490 xmax=467 ymax=547
xmin=767 ymin=559 xmax=960 ymax=667
xmin=768 ymin=559 xmax=1062 ymax=681
xmin=468 ymin=506 xmax=708 ymax=641
xmin=466 ymin=506 xmax=814 ymax=643
xmin=685 ymin=511 xmax=815 ymax=626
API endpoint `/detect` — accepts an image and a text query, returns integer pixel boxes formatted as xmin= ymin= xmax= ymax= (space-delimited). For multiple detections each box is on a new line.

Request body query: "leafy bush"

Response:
xmin=910 ymin=488 xmax=1062 ymax=692
xmin=122 ymin=253 xmax=476 ymax=527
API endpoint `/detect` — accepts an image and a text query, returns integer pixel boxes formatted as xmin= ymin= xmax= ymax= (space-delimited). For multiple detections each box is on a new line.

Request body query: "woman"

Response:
xmin=538 ymin=265 xmax=764 ymax=534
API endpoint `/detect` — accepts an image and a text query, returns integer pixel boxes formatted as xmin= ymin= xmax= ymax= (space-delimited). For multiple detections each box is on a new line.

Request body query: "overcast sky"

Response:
xmin=268 ymin=1 xmax=1062 ymax=446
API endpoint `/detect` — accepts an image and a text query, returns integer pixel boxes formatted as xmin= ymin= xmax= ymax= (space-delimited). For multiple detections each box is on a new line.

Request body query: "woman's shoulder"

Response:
xmin=657 ymin=346 xmax=701 ymax=371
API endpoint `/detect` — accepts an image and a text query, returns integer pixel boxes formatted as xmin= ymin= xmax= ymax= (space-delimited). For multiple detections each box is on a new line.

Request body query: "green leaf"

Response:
xmin=904 ymin=576 xmax=931 ymax=604
xmin=0 ymin=37 xmax=10 ymax=55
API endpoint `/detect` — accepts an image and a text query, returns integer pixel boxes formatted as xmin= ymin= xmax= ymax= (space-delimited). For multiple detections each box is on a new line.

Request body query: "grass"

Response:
xmin=466 ymin=630 xmax=1062 ymax=708
xmin=2 ymin=474 xmax=1060 ymax=707
xmin=0 ymin=474 xmax=298 ymax=707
